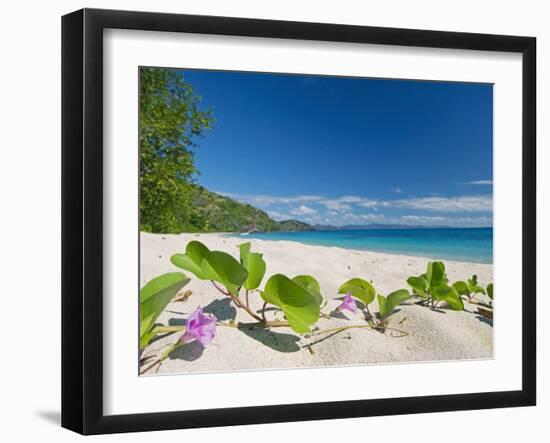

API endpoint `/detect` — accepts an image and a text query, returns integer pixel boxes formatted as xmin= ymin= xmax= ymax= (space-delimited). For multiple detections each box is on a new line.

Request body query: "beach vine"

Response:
xmin=139 ymin=241 xmax=493 ymax=374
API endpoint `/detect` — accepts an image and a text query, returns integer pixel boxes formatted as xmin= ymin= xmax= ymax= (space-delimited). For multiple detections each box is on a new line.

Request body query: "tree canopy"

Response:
xmin=139 ymin=67 xmax=214 ymax=233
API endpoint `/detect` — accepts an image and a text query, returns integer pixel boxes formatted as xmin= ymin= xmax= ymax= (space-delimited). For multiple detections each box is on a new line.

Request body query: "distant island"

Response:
xmin=176 ymin=185 xmax=459 ymax=234
xmin=313 ymin=223 xmax=452 ymax=231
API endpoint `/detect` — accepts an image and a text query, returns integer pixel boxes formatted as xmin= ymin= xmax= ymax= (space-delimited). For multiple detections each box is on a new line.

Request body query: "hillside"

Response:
xmin=184 ymin=185 xmax=312 ymax=233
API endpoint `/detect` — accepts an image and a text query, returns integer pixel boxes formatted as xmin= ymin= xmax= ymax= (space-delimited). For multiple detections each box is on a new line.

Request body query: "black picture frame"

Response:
xmin=61 ymin=8 xmax=536 ymax=435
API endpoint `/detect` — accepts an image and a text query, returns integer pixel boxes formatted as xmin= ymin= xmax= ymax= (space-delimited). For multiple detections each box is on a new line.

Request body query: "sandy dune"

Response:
xmin=140 ymin=232 xmax=494 ymax=375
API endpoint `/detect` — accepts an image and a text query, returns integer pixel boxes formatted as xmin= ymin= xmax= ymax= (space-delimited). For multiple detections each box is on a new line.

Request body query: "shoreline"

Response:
xmin=146 ymin=225 xmax=493 ymax=264
xmin=224 ymin=232 xmax=493 ymax=265
xmin=140 ymin=232 xmax=493 ymax=375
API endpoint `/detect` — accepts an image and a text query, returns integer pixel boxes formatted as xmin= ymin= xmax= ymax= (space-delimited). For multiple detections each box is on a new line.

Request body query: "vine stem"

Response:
xmin=154 ymin=325 xmax=185 ymax=334
xmin=140 ymin=341 xmax=185 ymax=375
xmin=140 ymin=319 xmax=289 ymax=374
xmin=305 ymin=324 xmax=373 ymax=338
xmin=140 ymin=317 xmax=409 ymax=373
xmin=365 ymin=304 xmax=372 ymax=319
xmin=211 ymin=281 xmax=263 ymax=322
xmin=219 ymin=319 xmax=290 ymax=329
xmin=305 ymin=323 xmax=409 ymax=339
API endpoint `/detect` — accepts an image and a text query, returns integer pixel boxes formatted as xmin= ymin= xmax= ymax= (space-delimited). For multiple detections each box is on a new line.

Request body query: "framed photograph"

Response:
xmin=62 ymin=8 xmax=536 ymax=435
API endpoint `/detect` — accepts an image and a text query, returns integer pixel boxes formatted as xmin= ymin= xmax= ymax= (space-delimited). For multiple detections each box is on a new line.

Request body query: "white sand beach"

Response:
xmin=140 ymin=232 xmax=494 ymax=375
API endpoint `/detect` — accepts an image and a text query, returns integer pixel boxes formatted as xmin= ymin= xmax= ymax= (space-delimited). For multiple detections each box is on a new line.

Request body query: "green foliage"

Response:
xmin=432 ymin=284 xmax=464 ymax=310
xmin=171 ymin=241 xmax=247 ymax=295
xmin=338 ymin=278 xmax=376 ymax=305
xmin=452 ymin=280 xmax=469 ymax=296
xmin=139 ymin=272 xmax=190 ymax=349
xmin=426 ymin=261 xmax=447 ymax=286
xmin=261 ymin=274 xmax=321 ymax=333
xmin=292 ymin=275 xmax=323 ymax=306
xmin=407 ymin=276 xmax=428 ymax=297
xmin=171 ymin=241 xmax=210 ymax=279
xmin=239 ymin=242 xmax=267 ymax=290
xmin=467 ymin=274 xmax=486 ymax=295
xmin=138 ymin=69 xmax=315 ymax=234
xmin=377 ymin=289 xmax=411 ymax=318
xmin=201 ymin=251 xmax=249 ymax=295
xmin=337 ymin=277 xmax=409 ymax=322
xmin=139 ymin=241 xmax=491 ymax=368
xmin=452 ymin=275 xmax=485 ymax=301
xmin=407 ymin=261 xmax=463 ymax=310
xmin=487 ymin=282 xmax=493 ymax=300
xmin=183 ymin=185 xmax=312 ymax=233
xmin=276 ymin=220 xmax=312 ymax=231
xmin=139 ymin=67 xmax=214 ymax=233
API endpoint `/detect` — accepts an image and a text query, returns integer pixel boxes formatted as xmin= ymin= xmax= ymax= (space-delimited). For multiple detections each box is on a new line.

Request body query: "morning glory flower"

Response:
xmin=180 ymin=306 xmax=217 ymax=346
xmin=336 ymin=293 xmax=358 ymax=314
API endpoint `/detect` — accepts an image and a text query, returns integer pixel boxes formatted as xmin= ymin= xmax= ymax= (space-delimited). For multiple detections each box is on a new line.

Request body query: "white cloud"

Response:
xmin=394 ymin=215 xmax=492 ymax=227
xmin=459 ymin=180 xmax=493 ymax=185
xmin=319 ymin=200 xmax=351 ymax=212
xmin=290 ymin=205 xmax=318 ymax=216
xmin=359 ymin=213 xmax=386 ymax=222
xmin=218 ymin=192 xmax=323 ymax=206
xmin=320 ymin=195 xmax=383 ymax=211
xmin=393 ymin=187 xmax=403 ymax=193
xmin=267 ymin=210 xmax=293 ymax=221
xmin=297 ymin=212 xmax=491 ymax=228
xmin=219 ymin=191 xmax=493 ymax=229
xmin=355 ymin=199 xmax=383 ymax=209
xmin=338 ymin=196 xmax=364 ymax=203
xmin=392 ymin=195 xmax=492 ymax=212
xmin=221 ymin=192 xmax=493 ymax=213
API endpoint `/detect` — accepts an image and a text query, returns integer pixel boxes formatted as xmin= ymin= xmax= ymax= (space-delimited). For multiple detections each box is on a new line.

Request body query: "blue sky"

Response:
xmin=180 ymin=69 xmax=493 ymax=227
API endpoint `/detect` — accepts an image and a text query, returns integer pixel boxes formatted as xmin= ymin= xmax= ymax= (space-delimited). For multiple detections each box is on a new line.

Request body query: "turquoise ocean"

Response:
xmin=235 ymin=227 xmax=493 ymax=264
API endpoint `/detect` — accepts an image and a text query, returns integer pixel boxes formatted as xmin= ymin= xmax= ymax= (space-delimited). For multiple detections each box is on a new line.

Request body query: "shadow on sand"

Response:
xmin=238 ymin=324 xmax=301 ymax=353
xmin=476 ymin=315 xmax=494 ymax=327
xmin=169 ymin=340 xmax=205 ymax=361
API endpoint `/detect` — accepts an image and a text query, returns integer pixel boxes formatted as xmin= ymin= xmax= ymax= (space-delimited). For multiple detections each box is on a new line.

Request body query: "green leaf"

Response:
xmin=426 ymin=261 xmax=446 ymax=287
xmin=172 ymin=241 xmax=249 ymax=294
xmin=378 ymin=289 xmax=410 ymax=318
xmin=377 ymin=294 xmax=389 ymax=318
xmin=387 ymin=289 xmax=411 ymax=309
xmin=467 ymin=275 xmax=485 ymax=295
xmin=261 ymin=274 xmax=320 ymax=333
xmin=452 ymin=281 xmax=469 ymax=296
xmin=139 ymin=327 xmax=158 ymax=350
xmin=432 ymin=284 xmax=464 ymax=310
xmin=239 ymin=242 xmax=266 ymax=290
xmin=292 ymin=275 xmax=323 ymax=306
xmin=239 ymin=242 xmax=251 ymax=258
xmin=487 ymin=283 xmax=493 ymax=300
xmin=338 ymin=278 xmax=376 ymax=305
xmin=407 ymin=276 xmax=428 ymax=296
xmin=171 ymin=241 xmax=210 ymax=279
xmin=139 ymin=272 xmax=190 ymax=348
xmin=201 ymin=250 xmax=248 ymax=295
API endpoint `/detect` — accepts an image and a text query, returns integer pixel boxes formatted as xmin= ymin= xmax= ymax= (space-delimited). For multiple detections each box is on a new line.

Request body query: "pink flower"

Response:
xmin=336 ymin=293 xmax=358 ymax=314
xmin=180 ymin=306 xmax=217 ymax=346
